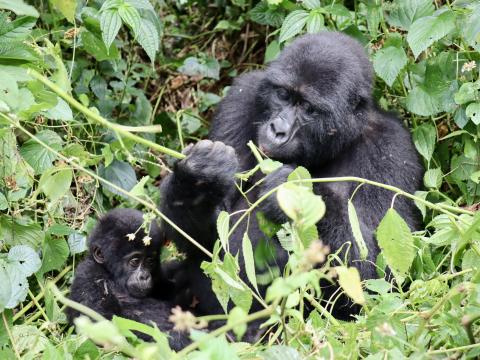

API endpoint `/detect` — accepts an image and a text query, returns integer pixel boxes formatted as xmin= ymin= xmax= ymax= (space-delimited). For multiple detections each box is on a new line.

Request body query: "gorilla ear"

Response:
xmin=92 ymin=246 xmax=105 ymax=264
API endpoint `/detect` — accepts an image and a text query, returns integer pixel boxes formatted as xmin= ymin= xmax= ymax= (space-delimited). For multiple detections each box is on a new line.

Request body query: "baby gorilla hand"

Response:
xmin=176 ymin=140 xmax=239 ymax=196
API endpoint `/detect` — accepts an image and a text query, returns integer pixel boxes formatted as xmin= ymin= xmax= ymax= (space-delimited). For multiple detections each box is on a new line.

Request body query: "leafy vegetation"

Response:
xmin=1 ymin=0 xmax=480 ymax=358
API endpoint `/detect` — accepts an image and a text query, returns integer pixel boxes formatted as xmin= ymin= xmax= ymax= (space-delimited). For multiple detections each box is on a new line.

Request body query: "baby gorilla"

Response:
xmin=66 ymin=208 xmax=190 ymax=351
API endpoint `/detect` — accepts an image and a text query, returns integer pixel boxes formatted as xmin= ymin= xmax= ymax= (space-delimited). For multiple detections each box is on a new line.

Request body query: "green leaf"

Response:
xmin=259 ymin=159 xmax=283 ymax=174
xmin=39 ymin=236 xmax=69 ymax=274
xmin=8 ymin=245 xmax=41 ymax=277
xmin=0 ymin=217 xmax=44 ymax=249
xmin=454 ymin=82 xmax=479 ymax=105
xmin=227 ymin=307 xmax=247 ymax=340
xmin=277 ymin=183 xmax=325 ymax=228
xmin=279 ymin=10 xmax=309 ymax=43
xmin=38 ymin=167 xmax=73 ymax=202
xmin=67 ymin=233 xmax=87 ymax=255
xmin=49 ymin=0 xmax=77 ymax=23
xmin=0 ymin=0 xmax=39 ymax=17
xmin=287 ymin=166 xmax=312 ymax=190
xmin=118 ymin=4 xmax=141 ymax=38
xmin=137 ymin=18 xmax=160 ymax=63
xmin=262 ymin=346 xmax=302 ymax=360
xmin=43 ymin=98 xmax=73 ymax=121
xmin=242 ymin=233 xmax=258 ymax=291
xmin=178 ymin=57 xmax=220 ymax=80
xmin=99 ymin=160 xmax=137 ymax=197
xmin=412 ymin=123 xmax=436 ymax=162
xmin=81 ymin=30 xmax=120 ymax=61
xmin=335 ymin=266 xmax=365 ymax=305
xmin=466 ymin=102 xmax=480 ymax=125
xmin=386 ymin=0 xmax=434 ymax=30
xmin=264 ymin=40 xmax=280 ymax=63
xmin=407 ymin=10 xmax=456 ymax=58
xmin=0 ymin=263 xmax=12 ymax=311
xmin=406 ymin=84 xmax=442 ymax=116
xmin=100 ymin=9 xmax=122 ymax=49
xmin=373 ymin=46 xmax=408 ymax=87
xmin=348 ymin=201 xmax=368 ymax=260
xmin=126 ymin=0 xmax=155 ymax=12
xmin=5 ymin=266 xmax=28 ymax=308
xmin=423 ymin=168 xmax=442 ymax=189
xmin=302 ymin=0 xmax=320 ymax=10
xmin=306 ymin=11 xmax=324 ymax=34
xmin=276 ymin=223 xmax=296 ymax=251
xmin=19 ymin=130 xmax=63 ymax=175
xmin=217 ymin=211 xmax=230 ymax=252
xmin=376 ymin=208 xmax=415 ymax=283
xmin=0 ymin=71 xmax=19 ymax=110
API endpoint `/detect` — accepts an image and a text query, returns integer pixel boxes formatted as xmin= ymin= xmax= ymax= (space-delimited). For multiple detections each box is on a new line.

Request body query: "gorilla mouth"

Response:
xmin=127 ymin=282 xmax=152 ymax=298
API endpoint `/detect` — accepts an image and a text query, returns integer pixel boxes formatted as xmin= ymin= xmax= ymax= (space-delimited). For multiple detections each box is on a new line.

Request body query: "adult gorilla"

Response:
xmin=160 ymin=32 xmax=423 ymax=317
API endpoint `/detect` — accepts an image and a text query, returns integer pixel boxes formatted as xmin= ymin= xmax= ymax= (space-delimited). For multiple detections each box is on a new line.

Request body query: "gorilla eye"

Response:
xmin=276 ymin=87 xmax=290 ymax=101
xmin=306 ymin=104 xmax=316 ymax=115
xmin=129 ymin=258 xmax=140 ymax=267
xmin=145 ymin=257 xmax=155 ymax=266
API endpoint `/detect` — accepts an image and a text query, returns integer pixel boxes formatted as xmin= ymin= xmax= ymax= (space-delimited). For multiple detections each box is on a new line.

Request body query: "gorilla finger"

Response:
xmin=183 ymin=143 xmax=194 ymax=156
xmin=195 ymin=139 xmax=213 ymax=151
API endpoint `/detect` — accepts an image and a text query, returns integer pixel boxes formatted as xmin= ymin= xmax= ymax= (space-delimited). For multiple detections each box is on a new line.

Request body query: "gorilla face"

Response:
xmin=255 ymin=32 xmax=374 ymax=167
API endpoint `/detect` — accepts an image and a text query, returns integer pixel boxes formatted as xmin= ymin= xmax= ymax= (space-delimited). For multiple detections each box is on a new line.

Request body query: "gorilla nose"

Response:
xmin=139 ymin=272 xmax=151 ymax=282
xmin=269 ymin=121 xmax=288 ymax=142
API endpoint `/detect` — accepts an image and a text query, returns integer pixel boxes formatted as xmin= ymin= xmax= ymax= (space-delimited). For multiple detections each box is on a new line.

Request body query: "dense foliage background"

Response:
xmin=1 ymin=0 xmax=480 ymax=358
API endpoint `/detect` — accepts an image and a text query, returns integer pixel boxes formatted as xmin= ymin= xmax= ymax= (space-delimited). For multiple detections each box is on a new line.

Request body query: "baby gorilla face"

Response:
xmin=121 ymin=251 xmax=157 ymax=298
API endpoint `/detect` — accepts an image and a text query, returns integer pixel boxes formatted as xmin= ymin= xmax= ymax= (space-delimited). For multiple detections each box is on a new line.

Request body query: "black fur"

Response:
xmin=160 ymin=32 xmax=423 ymax=318
xmin=66 ymin=208 xmax=190 ymax=351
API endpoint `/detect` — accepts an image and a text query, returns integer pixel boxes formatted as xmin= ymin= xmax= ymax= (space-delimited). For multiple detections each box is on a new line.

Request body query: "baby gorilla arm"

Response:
xmin=160 ymin=140 xmax=238 ymax=256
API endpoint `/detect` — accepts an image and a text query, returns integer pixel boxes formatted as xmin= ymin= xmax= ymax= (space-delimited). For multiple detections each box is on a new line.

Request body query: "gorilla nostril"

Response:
xmin=276 ymin=131 xmax=286 ymax=139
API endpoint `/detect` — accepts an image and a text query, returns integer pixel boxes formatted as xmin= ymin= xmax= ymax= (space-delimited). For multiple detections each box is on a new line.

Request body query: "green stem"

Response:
xmin=173 ymin=303 xmax=277 ymax=359
xmin=27 ymin=69 xmax=185 ymax=159
xmin=304 ymin=293 xmax=340 ymax=327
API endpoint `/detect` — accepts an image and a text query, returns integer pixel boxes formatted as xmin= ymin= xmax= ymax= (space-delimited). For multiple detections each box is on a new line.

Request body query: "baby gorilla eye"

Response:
xmin=129 ymin=258 xmax=140 ymax=267
xmin=145 ymin=257 xmax=155 ymax=267
xmin=276 ymin=87 xmax=290 ymax=101
xmin=305 ymin=104 xmax=316 ymax=115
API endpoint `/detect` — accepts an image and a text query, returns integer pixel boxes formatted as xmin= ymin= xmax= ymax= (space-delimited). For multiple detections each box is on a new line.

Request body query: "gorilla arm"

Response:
xmin=159 ymin=140 xmax=238 ymax=257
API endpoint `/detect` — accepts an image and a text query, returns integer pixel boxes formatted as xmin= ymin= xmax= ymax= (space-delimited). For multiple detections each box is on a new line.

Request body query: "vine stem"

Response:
xmin=228 ymin=176 xmax=472 ymax=238
xmin=27 ymin=69 xmax=185 ymax=160
xmin=173 ymin=301 xmax=279 ymax=359
xmin=2 ymin=312 xmax=21 ymax=359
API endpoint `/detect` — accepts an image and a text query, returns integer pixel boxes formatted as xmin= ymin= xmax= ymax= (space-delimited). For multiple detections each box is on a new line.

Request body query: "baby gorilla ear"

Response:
xmin=92 ymin=246 xmax=105 ymax=264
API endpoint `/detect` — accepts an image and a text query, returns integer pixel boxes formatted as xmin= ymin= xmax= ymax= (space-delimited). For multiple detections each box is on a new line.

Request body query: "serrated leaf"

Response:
xmin=466 ymin=102 xmax=480 ymax=125
xmin=49 ymin=0 xmax=77 ymax=23
xmin=259 ymin=158 xmax=283 ymax=174
xmin=68 ymin=233 xmax=87 ymax=255
xmin=99 ymin=160 xmax=137 ymax=197
xmin=277 ymin=183 xmax=325 ymax=228
xmin=178 ymin=57 xmax=220 ymax=80
xmin=0 ymin=0 xmax=39 ymax=17
xmin=412 ymin=123 xmax=436 ymax=162
xmin=454 ymin=82 xmax=479 ymax=105
xmin=227 ymin=307 xmax=247 ymax=340
xmin=348 ymin=201 xmax=368 ymax=260
xmin=407 ymin=10 xmax=456 ymax=59
xmin=125 ymin=0 xmax=155 ymax=11
xmin=100 ymin=9 xmax=122 ymax=49
xmin=423 ymin=168 xmax=442 ymax=188
xmin=386 ymin=0 xmax=434 ymax=30
xmin=287 ymin=166 xmax=312 ymax=190
xmin=8 ymin=245 xmax=41 ymax=277
xmin=5 ymin=266 xmax=28 ymax=308
xmin=262 ymin=346 xmax=302 ymax=360
xmin=242 ymin=233 xmax=258 ymax=291
xmin=217 ymin=211 xmax=230 ymax=252
xmin=43 ymin=98 xmax=73 ymax=121
xmin=279 ymin=10 xmax=309 ymax=43
xmin=0 ymin=262 xmax=12 ymax=311
xmin=19 ymin=130 xmax=63 ymax=174
xmin=0 ymin=217 xmax=44 ymax=249
xmin=306 ymin=11 xmax=324 ymax=34
xmin=264 ymin=40 xmax=280 ymax=63
xmin=276 ymin=223 xmax=296 ymax=251
xmin=118 ymin=4 xmax=141 ymax=38
xmin=137 ymin=18 xmax=159 ymax=63
xmin=302 ymin=0 xmax=320 ymax=10
xmin=373 ymin=46 xmax=408 ymax=87
xmin=406 ymin=85 xmax=442 ymax=116
xmin=336 ymin=266 xmax=365 ymax=305
xmin=39 ymin=236 xmax=69 ymax=274
xmin=38 ymin=167 xmax=73 ymax=202
xmin=376 ymin=208 xmax=415 ymax=283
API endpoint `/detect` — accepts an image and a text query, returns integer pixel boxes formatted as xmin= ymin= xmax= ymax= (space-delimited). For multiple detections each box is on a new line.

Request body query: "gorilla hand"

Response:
xmin=176 ymin=140 xmax=239 ymax=197
xmin=258 ymin=165 xmax=295 ymax=224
